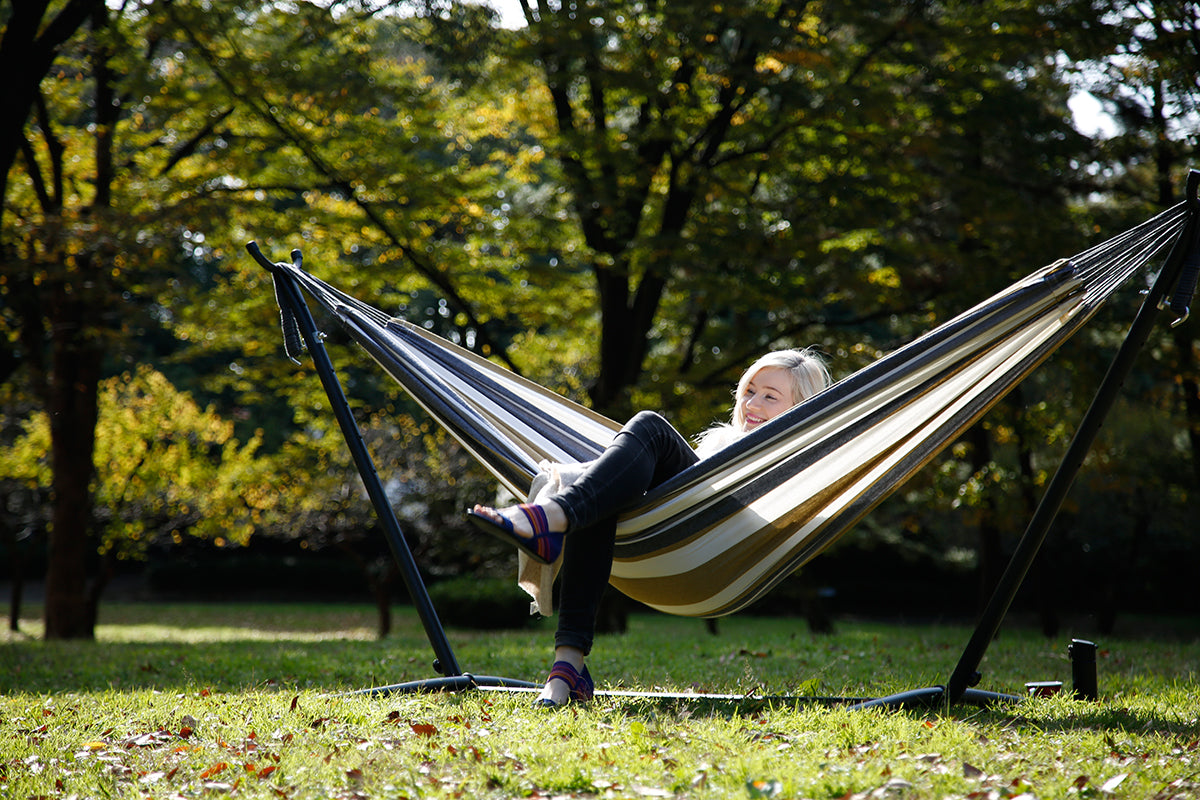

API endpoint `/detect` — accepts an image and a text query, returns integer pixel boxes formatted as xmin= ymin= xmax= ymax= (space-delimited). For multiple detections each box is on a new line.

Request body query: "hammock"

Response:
xmin=261 ymin=198 xmax=1196 ymax=621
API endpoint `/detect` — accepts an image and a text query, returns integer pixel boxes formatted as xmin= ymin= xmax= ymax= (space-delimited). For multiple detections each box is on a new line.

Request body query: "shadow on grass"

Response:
xmin=0 ymin=637 xmax=441 ymax=694
xmin=4 ymin=603 xmax=1196 ymax=744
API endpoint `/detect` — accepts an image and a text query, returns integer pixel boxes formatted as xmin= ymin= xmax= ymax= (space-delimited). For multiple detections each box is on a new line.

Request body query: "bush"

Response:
xmin=426 ymin=575 xmax=534 ymax=630
xmin=144 ymin=553 xmax=367 ymax=600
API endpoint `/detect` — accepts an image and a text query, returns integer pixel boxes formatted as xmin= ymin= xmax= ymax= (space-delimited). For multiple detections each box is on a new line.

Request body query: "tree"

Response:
xmin=6 ymin=0 xmax=1190 ymax=641
xmin=1 ymin=0 xmax=377 ymax=637
xmin=1068 ymin=0 xmax=1200 ymax=487
xmin=4 ymin=366 xmax=276 ymax=627
xmin=2 ymin=0 xmax=122 ymax=638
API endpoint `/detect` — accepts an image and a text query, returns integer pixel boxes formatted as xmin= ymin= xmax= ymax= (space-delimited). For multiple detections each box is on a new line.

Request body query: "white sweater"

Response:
xmin=692 ymin=421 xmax=744 ymax=459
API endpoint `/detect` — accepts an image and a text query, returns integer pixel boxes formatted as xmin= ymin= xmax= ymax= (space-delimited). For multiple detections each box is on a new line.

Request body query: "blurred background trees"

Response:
xmin=1 ymin=0 xmax=1197 ymax=639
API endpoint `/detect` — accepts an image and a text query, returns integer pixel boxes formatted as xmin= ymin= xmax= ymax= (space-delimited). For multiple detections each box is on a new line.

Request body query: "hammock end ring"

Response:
xmin=1156 ymin=296 xmax=1191 ymax=327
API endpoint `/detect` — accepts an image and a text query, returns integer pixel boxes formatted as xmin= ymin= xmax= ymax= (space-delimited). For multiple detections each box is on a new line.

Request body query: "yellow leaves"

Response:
xmin=757 ymin=56 xmax=786 ymax=75
xmin=1 ymin=365 xmax=280 ymax=558
xmin=818 ymin=226 xmax=880 ymax=254
xmin=867 ymin=266 xmax=902 ymax=289
xmin=3 ymin=412 xmax=52 ymax=486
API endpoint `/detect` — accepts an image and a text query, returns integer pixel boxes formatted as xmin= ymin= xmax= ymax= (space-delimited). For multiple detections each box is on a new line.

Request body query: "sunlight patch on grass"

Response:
xmin=95 ymin=622 xmax=380 ymax=643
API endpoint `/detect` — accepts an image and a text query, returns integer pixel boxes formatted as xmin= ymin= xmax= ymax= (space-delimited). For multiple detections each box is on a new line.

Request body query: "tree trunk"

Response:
xmin=4 ymin=521 xmax=23 ymax=632
xmin=369 ymin=559 xmax=399 ymax=640
xmin=591 ymin=260 xmax=666 ymax=413
xmin=967 ymin=424 xmax=1003 ymax=616
xmin=337 ymin=539 xmax=399 ymax=639
xmin=41 ymin=2 xmax=120 ymax=640
xmin=43 ymin=276 xmax=104 ymax=640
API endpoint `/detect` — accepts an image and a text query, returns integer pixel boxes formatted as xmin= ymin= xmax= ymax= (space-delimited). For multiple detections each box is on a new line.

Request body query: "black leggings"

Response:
xmin=549 ymin=411 xmax=699 ymax=654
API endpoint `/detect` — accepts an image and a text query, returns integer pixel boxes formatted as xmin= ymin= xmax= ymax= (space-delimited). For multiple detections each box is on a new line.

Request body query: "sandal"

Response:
xmin=534 ymin=660 xmax=594 ymax=708
xmin=466 ymin=504 xmax=564 ymax=565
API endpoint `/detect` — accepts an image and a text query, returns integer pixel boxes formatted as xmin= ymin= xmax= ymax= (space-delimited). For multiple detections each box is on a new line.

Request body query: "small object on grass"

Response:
xmin=1024 ymin=681 xmax=1063 ymax=697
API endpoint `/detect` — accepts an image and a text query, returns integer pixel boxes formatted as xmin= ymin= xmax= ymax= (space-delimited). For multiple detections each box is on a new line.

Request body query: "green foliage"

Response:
xmin=3 ymin=0 xmax=1199 ymax=639
xmin=3 ymin=366 xmax=275 ymax=559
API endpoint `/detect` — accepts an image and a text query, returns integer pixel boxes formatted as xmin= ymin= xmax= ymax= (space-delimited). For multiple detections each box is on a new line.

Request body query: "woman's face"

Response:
xmin=738 ymin=366 xmax=796 ymax=432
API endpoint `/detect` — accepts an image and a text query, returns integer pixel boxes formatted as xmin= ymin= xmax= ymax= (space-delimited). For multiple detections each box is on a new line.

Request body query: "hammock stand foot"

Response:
xmin=346 ymin=674 xmax=542 ymax=697
xmin=849 ymin=687 xmax=1021 ymax=712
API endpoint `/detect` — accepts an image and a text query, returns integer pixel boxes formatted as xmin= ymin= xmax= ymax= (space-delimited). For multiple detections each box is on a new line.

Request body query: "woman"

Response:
xmin=467 ymin=348 xmax=831 ymax=707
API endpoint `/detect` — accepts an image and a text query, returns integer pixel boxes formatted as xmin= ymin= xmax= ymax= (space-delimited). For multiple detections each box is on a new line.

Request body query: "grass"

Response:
xmin=2 ymin=602 xmax=1198 ymax=799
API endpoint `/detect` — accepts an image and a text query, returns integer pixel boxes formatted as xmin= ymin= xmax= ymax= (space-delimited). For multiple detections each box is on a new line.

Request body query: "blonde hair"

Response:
xmin=730 ymin=347 xmax=831 ymax=430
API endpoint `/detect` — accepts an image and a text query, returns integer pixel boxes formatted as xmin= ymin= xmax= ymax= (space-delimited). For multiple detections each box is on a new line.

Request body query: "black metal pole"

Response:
xmin=248 ymin=243 xmax=463 ymax=679
xmin=946 ymin=178 xmax=1200 ymax=703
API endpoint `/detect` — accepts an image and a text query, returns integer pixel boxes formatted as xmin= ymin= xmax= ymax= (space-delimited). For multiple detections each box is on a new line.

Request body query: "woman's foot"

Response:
xmin=535 ymin=651 xmax=593 ymax=708
xmin=469 ymin=501 xmax=568 ymax=538
xmin=466 ymin=501 xmax=568 ymax=564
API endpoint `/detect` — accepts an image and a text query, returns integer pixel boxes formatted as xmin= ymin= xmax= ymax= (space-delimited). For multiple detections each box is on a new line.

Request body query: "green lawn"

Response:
xmin=2 ymin=603 xmax=1197 ymax=799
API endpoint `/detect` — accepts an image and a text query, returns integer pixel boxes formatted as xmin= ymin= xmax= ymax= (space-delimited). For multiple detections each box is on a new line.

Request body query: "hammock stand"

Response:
xmin=247 ymin=170 xmax=1199 ymax=710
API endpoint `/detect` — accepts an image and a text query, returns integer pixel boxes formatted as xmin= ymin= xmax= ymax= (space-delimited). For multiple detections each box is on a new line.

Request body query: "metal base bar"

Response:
xmin=351 ymin=679 xmax=1021 ymax=712
xmin=851 ymin=686 xmax=1022 ymax=712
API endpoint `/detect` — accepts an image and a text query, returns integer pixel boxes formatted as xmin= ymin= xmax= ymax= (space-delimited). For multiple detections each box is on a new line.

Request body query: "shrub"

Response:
xmin=426 ymin=575 xmax=534 ymax=629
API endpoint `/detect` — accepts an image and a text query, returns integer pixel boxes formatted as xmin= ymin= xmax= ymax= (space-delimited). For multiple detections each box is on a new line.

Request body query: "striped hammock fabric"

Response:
xmin=270 ymin=201 xmax=1191 ymax=618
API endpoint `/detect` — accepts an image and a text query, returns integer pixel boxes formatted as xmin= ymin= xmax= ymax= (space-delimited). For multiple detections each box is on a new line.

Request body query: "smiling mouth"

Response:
xmin=745 ymin=416 xmax=766 ymax=427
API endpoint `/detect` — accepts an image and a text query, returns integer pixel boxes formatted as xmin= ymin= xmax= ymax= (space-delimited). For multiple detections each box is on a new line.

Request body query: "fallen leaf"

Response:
xmin=746 ymin=778 xmax=783 ymax=798
xmin=1101 ymin=773 xmax=1129 ymax=793
xmin=411 ymin=723 xmax=437 ymax=737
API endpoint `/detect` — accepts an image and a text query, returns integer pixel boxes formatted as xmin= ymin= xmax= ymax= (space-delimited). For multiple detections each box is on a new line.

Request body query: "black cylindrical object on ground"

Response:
xmin=1069 ymin=639 xmax=1098 ymax=701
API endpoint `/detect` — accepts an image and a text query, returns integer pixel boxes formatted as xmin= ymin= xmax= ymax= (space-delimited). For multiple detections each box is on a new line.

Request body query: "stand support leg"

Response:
xmin=254 ymin=246 xmax=462 ymax=678
xmin=947 ymin=190 xmax=1200 ymax=703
